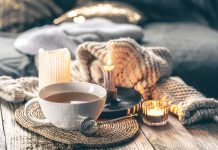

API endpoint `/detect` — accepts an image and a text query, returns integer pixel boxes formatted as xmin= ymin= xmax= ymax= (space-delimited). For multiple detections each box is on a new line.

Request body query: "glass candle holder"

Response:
xmin=142 ymin=100 xmax=169 ymax=126
xmin=103 ymin=53 xmax=117 ymax=103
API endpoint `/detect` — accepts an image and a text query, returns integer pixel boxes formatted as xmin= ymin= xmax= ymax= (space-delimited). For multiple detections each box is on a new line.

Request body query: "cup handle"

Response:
xmin=24 ymin=98 xmax=50 ymax=125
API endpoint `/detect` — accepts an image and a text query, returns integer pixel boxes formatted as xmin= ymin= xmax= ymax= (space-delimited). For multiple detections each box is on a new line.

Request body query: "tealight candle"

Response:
xmin=147 ymin=109 xmax=164 ymax=116
xmin=103 ymin=53 xmax=117 ymax=103
xmin=142 ymin=100 xmax=169 ymax=126
xmin=38 ymin=48 xmax=71 ymax=89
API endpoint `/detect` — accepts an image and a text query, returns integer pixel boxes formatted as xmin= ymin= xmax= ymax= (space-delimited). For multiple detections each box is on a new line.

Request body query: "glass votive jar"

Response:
xmin=142 ymin=100 xmax=169 ymax=126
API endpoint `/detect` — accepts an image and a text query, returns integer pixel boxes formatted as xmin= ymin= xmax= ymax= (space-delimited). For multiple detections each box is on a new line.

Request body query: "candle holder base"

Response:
xmin=100 ymin=87 xmax=142 ymax=119
xmin=142 ymin=119 xmax=168 ymax=126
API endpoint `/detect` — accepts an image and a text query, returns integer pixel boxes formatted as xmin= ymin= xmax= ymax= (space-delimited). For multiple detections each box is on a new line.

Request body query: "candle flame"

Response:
xmin=154 ymin=101 xmax=157 ymax=107
xmin=104 ymin=53 xmax=114 ymax=71
xmin=107 ymin=53 xmax=113 ymax=66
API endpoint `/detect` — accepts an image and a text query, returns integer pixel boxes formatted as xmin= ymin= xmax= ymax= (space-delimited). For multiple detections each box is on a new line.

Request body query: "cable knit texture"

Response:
xmin=0 ymin=76 xmax=38 ymax=103
xmin=71 ymin=38 xmax=172 ymax=99
xmin=71 ymin=38 xmax=218 ymax=125
xmin=152 ymin=78 xmax=218 ymax=125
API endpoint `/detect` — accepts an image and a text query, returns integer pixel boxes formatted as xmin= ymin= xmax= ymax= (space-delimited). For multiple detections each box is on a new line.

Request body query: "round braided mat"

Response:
xmin=15 ymin=103 xmax=139 ymax=148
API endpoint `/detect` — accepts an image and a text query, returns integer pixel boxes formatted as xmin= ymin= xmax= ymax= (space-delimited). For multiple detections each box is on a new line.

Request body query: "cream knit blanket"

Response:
xmin=0 ymin=76 xmax=38 ymax=103
xmin=71 ymin=38 xmax=218 ymax=125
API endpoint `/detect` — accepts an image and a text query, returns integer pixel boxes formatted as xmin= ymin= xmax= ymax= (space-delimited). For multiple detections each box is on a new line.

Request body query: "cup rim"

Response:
xmin=38 ymin=81 xmax=107 ymax=105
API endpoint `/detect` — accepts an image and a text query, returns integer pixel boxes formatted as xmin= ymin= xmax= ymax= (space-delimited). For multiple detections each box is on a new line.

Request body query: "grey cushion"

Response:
xmin=0 ymin=33 xmax=36 ymax=77
xmin=143 ymin=22 xmax=218 ymax=98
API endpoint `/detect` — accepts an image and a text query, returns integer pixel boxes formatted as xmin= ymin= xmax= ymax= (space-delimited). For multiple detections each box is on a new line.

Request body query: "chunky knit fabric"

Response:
xmin=71 ymin=38 xmax=218 ymax=125
xmin=152 ymin=78 xmax=218 ymax=125
xmin=71 ymin=38 xmax=172 ymax=99
xmin=0 ymin=76 xmax=38 ymax=103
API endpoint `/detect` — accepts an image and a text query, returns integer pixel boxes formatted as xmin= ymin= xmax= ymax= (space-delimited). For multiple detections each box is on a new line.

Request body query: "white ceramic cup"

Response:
xmin=24 ymin=82 xmax=106 ymax=130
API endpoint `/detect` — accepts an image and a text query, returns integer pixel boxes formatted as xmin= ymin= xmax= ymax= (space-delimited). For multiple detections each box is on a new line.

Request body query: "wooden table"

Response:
xmin=0 ymin=100 xmax=217 ymax=150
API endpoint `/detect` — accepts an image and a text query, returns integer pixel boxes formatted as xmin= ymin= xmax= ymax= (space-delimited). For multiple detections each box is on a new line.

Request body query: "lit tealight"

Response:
xmin=142 ymin=100 xmax=169 ymax=126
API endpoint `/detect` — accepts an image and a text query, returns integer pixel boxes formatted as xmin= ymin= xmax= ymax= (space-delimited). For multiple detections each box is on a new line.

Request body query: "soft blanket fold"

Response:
xmin=71 ymin=38 xmax=218 ymax=125
xmin=14 ymin=18 xmax=143 ymax=56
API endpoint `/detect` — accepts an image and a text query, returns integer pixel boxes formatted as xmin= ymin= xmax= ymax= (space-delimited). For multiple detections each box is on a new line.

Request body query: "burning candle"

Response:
xmin=142 ymin=100 xmax=169 ymax=126
xmin=147 ymin=109 xmax=164 ymax=116
xmin=103 ymin=53 xmax=117 ymax=102
xmin=38 ymin=48 xmax=71 ymax=89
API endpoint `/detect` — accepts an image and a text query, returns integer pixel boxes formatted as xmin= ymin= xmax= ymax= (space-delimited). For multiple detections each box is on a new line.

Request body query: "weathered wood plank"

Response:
xmin=1 ymin=100 xmax=27 ymax=150
xmin=140 ymin=115 xmax=200 ymax=150
xmin=186 ymin=120 xmax=218 ymax=150
xmin=80 ymin=142 xmax=136 ymax=150
xmin=116 ymin=139 xmax=139 ymax=150
xmin=134 ymin=129 xmax=154 ymax=150
xmin=116 ymin=128 xmax=154 ymax=150
xmin=0 ymin=101 xmax=73 ymax=150
xmin=0 ymin=100 xmax=6 ymax=150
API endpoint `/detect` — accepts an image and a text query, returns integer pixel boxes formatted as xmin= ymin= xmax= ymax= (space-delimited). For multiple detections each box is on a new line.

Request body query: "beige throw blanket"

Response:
xmin=71 ymin=38 xmax=218 ymax=125
xmin=0 ymin=76 xmax=38 ymax=103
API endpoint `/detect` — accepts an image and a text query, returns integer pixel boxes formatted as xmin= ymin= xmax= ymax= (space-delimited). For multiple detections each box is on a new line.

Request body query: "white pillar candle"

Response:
xmin=38 ymin=48 xmax=71 ymax=89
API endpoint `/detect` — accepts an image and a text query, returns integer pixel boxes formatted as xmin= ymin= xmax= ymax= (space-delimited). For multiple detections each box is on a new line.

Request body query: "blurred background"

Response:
xmin=0 ymin=0 xmax=218 ymax=98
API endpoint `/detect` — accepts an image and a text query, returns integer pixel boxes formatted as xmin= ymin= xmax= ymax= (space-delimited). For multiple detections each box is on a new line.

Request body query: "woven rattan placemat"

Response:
xmin=15 ymin=103 xmax=139 ymax=148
